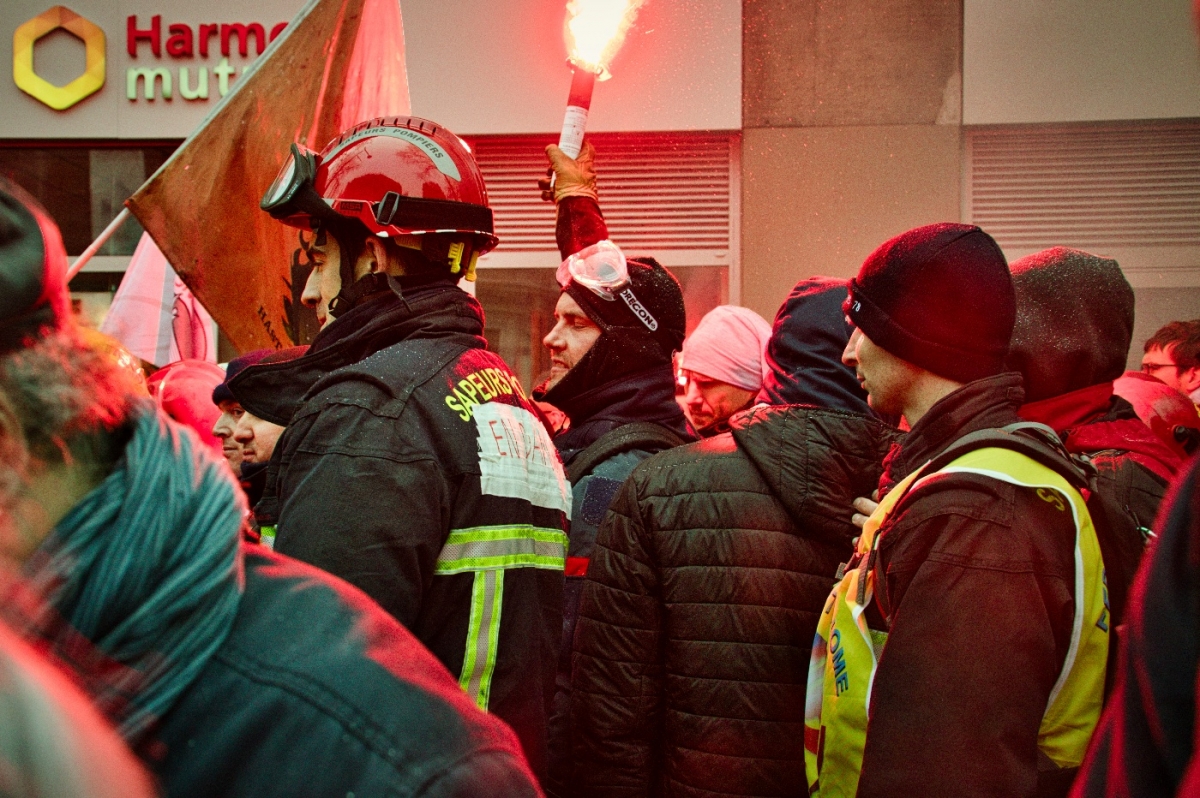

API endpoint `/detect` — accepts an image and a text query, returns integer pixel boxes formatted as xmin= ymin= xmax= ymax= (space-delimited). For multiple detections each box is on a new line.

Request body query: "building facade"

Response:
xmin=2 ymin=0 xmax=1196 ymax=382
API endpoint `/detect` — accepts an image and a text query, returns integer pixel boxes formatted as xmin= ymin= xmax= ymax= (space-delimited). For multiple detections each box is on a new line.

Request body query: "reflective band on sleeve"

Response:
xmin=459 ymin=569 xmax=505 ymax=710
xmin=259 ymin=525 xmax=276 ymax=550
xmin=435 ymin=525 xmax=568 ymax=574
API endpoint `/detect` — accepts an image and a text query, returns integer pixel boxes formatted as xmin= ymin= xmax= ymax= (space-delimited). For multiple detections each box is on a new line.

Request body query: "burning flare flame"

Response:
xmin=564 ymin=0 xmax=646 ymax=79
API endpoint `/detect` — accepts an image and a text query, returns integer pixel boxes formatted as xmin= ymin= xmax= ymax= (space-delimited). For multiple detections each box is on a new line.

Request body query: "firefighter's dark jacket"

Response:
xmin=232 ymin=280 xmax=568 ymax=779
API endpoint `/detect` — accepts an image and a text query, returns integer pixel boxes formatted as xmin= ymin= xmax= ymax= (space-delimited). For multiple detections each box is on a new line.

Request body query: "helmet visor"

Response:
xmin=557 ymin=240 xmax=628 ymax=300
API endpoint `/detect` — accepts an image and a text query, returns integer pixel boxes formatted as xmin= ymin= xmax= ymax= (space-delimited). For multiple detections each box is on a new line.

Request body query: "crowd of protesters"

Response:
xmin=0 ymin=114 xmax=1199 ymax=798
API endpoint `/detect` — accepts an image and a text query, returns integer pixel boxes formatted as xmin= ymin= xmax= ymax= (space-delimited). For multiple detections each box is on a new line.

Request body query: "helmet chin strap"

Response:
xmin=328 ymin=272 xmax=390 ymax=319
xmin=325 ymin=234 xmax=474 ymax=320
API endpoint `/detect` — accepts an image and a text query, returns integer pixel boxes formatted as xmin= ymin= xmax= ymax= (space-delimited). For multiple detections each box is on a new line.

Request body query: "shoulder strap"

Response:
xmin=924 ymin=422 xmax=1092 ymax=491
xmin=566 ymin=422 xmax=688 ymax=484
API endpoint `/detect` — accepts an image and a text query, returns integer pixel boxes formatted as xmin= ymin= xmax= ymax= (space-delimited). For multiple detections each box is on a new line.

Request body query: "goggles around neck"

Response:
xmin=558 ymin=240 xmax=660 ymax=332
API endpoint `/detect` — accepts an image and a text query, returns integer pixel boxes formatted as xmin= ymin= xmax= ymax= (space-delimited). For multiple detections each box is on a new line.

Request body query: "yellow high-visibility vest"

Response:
xmin=803 ymin=447 xmax=1109 ymax=797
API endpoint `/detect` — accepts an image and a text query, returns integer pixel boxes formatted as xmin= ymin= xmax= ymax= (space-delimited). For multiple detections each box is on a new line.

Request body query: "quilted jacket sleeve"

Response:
xmin=569 ymin=471 xmax=663 ymax=796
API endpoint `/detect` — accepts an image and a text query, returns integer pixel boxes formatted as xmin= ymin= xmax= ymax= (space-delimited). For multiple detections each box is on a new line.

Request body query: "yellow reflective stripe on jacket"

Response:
xmin=435 ymin=525 xmax=568 ymax=574
xmin=436 ymin=524 xmax=567 ymax=711
xmin=459 ymin=569 xmax=505 ymax=710
xmin=931 ymin=448 xmax=1108 ymax=768
xmin=804 ymin=448 xmax=1107 ymax=797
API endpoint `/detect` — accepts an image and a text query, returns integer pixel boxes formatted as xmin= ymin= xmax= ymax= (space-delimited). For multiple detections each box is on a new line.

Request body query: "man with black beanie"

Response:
xmin=805 ymin=223 xmax=1109 ymax=798
xmin=537 ymin=141 xmax=693 ymax=797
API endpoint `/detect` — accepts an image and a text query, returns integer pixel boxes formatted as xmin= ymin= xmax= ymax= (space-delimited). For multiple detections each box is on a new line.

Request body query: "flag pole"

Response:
xmin=67 ymin=207 xmax=130 ymax=280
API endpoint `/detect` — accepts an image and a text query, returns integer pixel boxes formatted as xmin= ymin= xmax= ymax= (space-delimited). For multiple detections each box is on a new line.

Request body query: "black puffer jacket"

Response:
xmin=569 ymin=405 xmax=896 ymax=797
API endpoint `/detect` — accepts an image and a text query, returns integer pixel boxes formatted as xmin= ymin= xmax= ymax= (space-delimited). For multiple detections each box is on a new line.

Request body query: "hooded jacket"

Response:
xmin=566 ymin=278 xmax=895 ymax=797
xmin=232 ymin=279 xmax=570 ymax=780
xmin=569 ymin=406 xmax=894 ymax=797
xmin=1008 ymin=247 xmax=1182 ymax=529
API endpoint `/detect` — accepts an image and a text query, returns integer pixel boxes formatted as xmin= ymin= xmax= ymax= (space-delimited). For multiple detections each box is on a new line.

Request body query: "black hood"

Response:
xmin=1006 ymin=247 xmax=1133 ymax=403
xmin=730 ymin=404 xmax=897 ymax=545
xmin=757 ymin=277 xmax=870 ymax=414
xmin=231 ymin=278 xmax=484 ymax=426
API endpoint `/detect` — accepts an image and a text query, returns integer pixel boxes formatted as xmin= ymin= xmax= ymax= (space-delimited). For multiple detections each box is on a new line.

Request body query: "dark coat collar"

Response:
xmin=231 ymin=281 xmax=484 ymax=426
xmin=552 ymin=366 xmax=693 ymax=463
xmin=881 ymin=372 xmax=1025 ymax=490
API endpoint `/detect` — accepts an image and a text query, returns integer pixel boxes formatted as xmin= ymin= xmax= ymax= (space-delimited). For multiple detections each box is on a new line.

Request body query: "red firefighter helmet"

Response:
xmin=262 ymin=116 xmax=498 ymax=255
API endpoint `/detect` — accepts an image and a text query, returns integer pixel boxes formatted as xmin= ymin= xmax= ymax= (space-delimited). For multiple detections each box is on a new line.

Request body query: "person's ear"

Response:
xmin=362 ymin=235 xmax=391 ymax=276
xmin=357 ymin=237 xmax=388 ymax=278
xmin=1180 ymin=366 xmax=1200 ymax=394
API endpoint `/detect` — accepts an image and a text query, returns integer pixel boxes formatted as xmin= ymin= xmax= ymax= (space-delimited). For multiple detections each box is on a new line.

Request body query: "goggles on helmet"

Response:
xmin=557 ymin=240 xmax=629 ymax=300
xmin=557 ymin=240 xmax=660 ymax=333
xmin=261 ymin=143 xmax=342 ymax=227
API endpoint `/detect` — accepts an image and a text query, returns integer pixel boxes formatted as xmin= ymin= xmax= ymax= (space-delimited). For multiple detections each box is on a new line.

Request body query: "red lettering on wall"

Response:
xmin=270 ymin=22 xmax=287 ymax=42
xmin=221 ymin=23 xmax=266 ymax=57
xmin=166 ymin=24 xmax=194 ymax=58
xmin=127 ymin=15 xmax=162 ymax=57
xmin=198 ymin=24 xmax=218 ymax=58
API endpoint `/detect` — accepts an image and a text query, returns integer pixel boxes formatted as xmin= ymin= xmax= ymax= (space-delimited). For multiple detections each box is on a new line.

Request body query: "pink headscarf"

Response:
xmin=679 ymin=305 xmax=773 ymax=391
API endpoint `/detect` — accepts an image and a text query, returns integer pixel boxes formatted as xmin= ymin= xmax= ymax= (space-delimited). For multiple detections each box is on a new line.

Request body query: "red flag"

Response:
xmin=126 ymin=0 xmax=411 ymax=352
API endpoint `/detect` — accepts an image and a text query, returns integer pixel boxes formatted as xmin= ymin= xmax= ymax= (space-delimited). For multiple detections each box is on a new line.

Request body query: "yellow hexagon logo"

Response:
xmin=13 ymin=6 xmax=105 ymax=111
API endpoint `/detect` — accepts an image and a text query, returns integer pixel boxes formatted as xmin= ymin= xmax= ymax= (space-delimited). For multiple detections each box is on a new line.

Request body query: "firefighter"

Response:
xmin=231 ymin=117 xmax=571 ymax=778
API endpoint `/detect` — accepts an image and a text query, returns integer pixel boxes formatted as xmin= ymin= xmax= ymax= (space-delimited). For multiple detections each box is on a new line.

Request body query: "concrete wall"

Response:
xmin=740 ymin=0 xmax=964 ymax=321
xmin=964 ymin=0 xmax=1200 ymax=125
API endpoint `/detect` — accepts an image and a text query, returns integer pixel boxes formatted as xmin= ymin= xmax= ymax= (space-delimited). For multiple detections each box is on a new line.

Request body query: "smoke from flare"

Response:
xmin=564 ymin=0 xmax=646 ymax=78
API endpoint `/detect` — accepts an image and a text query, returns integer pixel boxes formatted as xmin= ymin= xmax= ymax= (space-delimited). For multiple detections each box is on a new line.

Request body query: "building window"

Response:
xmin=0 ymin=143 xmax=179 ymax=256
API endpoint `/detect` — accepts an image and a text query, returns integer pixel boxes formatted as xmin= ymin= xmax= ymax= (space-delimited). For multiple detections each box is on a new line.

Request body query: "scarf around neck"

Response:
xmin=12 ymin=404 xmax=245 ymax=742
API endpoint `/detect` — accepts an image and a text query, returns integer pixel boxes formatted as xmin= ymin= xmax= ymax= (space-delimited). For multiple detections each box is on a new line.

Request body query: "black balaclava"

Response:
xmin=535 ymin=256 xmax=686 ymax=413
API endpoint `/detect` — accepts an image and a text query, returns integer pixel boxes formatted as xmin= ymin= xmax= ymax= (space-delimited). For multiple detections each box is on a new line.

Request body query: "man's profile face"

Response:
xmin=682 ymin=369 xmax=755 ymax=433
xmin=842 ymin=325 xmax=916 ymax=418
xmin=542 ymin=292 xmax=602 ymax=391
xmin=300 ymin=226 xmax=342 ymax=329
xmin=1141 ymin=345 xmax=1200 ymax=396
xmin=212 ymin=400 xmax=245 ymax=473
xmin=233 ymin=412 xmax=285 ymax=466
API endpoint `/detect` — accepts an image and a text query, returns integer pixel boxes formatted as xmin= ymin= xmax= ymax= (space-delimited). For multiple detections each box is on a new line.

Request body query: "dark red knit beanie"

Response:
xmin=844 ymin=223 xmax=1015 ymax=383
